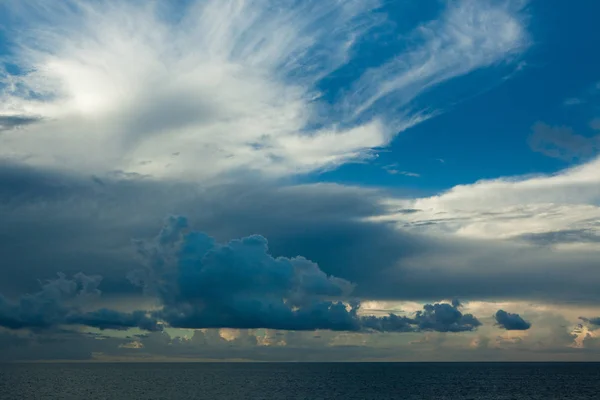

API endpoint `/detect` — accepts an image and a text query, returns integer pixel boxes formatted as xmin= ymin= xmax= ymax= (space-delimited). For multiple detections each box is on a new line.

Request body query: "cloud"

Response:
xmin=373 ymin=155 xmax=600 ymax=245
xmin=0 ymin=0 xmax=528 ymax=180
xmin=579 ymin=317 xmax=600 ymax=327
xmin=413 ymin=302 xmax=481 ymax=332
xmin=0 ymin=115 xmax=39 ymax=132
xmin=529 ymin=122 xmax=600 ymax=161
xmin=495 ymin=310 xmax=531 ymax=330
xmin=131 ymin=215 xmax=359 ymax=331
xmin=0 ymin=272 xmax=101 ymax=330
xmin=517 ymin=229 xmax=600 ymax=246
xmin=383 ymin=164 xmax=421 ymax=177
xmin=0 ymin=162 xmax=429 ymax=301
xmin=362 ymin=302 xmax=481 ymax=333
xmin=0 ymin=205 xmax=483 ymax=334
xmin=563 ymin=98 xmax=584 ymax=106
xmin=2 ymin=162 xmax=600 ymax=304
xmin=0 ymin=273 xmax=160 ymax=331
xmin=65 ymin=309 xmax=162 ymax=332
xmin=1 ymin=299 xmax=598 ymax=362
xmin=130 ymin=216 xmax=482 ymax=332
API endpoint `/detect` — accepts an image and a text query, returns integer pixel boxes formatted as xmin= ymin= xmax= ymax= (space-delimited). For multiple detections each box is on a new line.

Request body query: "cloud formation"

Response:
xmin=362 ymin=302 xmax=481 ymax=333
xmin=0 ymin=115 xmax=39 ymax=132
xmin=130 ymin=215 xmax=358 ymax=331
xmin=0 ymin=213 xmax=482 ymax=334
xmin=579 ymin=317 xmax=600 ymax=327
xmin=0 ymin=0 xmax=528 ymax=180
xmin=65 ymin=309 xmax=162 ymax=332
xmin=0 ymin=273 xmax=160 ymax=331
xmin=374 ymin=154 xmax=600 ymax=246
xmin=1 ymin=163 xmax=600 ymax=304
xmin=495 ymin=310 xmax=531 ymax=330
xmin=529 ymin=122 xmax=600 ymax=161
xmin=129 ymin=216 xmax=481 ymax=332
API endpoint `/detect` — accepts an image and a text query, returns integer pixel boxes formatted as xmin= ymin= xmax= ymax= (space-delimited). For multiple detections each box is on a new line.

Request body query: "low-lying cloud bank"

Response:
xmin=0 ymin=273 xmax=160 ymax=332
xmin=0 ymin=216 xmax=488 ymax=334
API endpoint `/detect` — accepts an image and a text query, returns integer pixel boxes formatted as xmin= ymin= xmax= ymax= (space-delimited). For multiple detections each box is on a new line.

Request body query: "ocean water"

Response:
xmin=1 ymin=362 xmax=599 ymax=399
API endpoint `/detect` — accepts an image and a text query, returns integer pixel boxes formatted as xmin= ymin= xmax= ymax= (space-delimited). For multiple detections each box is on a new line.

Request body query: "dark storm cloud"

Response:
xmin=0 ymin=273 xmax=101 ymax=330
xmin=134 ymin=216 xmax=359 ymax=331
xmin=131 ymin=216 xmax=365 ymax=331
xmin=2 ymin=162 xmax=600 ymax=307
xmin=495 ymin=310 xmax=531 ymax=331
xmin=413 ymin=303 xmax=481 ymax=332
xmin=528 ymin=122 xmax=600 ymax=161
xmin=361 ymin=302 xmax=480 ymax=333
xmin=130 ymin=217 xmax=482 ymax=333
xmin=0 ymin=273 xmax=160 ymax=332
xmin=0 ymin=162 xmax=423 ymax=298
xmin=65 ymin=309 xmax=162 ymax=332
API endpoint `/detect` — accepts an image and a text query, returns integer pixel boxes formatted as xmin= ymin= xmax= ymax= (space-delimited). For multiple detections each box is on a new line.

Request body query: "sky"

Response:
xmin=0 ymin=0 xmax=599 ymax=362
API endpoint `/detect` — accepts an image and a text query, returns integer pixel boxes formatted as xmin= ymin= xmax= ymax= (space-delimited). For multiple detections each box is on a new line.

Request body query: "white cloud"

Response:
xmin=564 ymin=98 xmax=584 ymax=106
xmin=374 ymin=156 xmax=600 ymax=245
xmin=0 ymin=0 xmax=528 ymax=180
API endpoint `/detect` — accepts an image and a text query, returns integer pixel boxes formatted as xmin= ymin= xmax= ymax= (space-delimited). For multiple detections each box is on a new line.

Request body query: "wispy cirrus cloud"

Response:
xmin=0 ymin=0 xmax=529 ymax=180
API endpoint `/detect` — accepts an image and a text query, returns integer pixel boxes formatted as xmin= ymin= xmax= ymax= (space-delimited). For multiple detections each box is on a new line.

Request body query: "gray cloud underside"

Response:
xmin=1 ymin=163 xmax=600 ymax=305
xmin=0 ymin=273 xmax=160 ymax=332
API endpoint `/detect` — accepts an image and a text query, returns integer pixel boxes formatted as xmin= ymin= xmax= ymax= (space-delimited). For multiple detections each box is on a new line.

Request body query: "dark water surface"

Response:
xmin=1 ymin=362 xmax=599 ymax=399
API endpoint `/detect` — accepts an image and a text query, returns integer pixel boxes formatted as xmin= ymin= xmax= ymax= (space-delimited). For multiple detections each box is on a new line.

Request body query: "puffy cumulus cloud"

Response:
xmin=413 ymin=302 xmax=481 ymax=333
xmin=0 ymin=0 xmax=528 ymax=180
xmin=130 ymin=216 xmax=483 ymax=333
xmin=372 ymin=154 xmax=600 ymax=247
xmin=0 ymin=273 xmax=161 ymax=331
xmin=131 ymin=216 xmax=359 ymax=331
xmin=495 ymin=310 xmax=531 ymax=331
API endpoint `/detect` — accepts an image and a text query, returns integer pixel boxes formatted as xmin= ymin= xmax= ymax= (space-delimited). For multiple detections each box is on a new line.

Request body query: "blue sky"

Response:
xmin=0 ymin=0 xmax=600 ymax=362
xmin=315 ymin=0 xmax=600 ymax=191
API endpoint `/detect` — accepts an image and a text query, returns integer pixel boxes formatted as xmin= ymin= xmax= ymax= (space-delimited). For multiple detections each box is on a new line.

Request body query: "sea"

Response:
xmin=1 ymin=362 xmax=599 ymax=399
